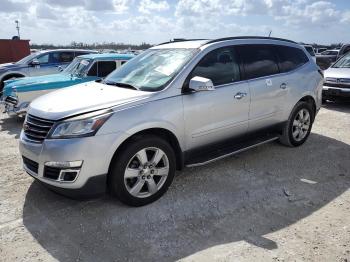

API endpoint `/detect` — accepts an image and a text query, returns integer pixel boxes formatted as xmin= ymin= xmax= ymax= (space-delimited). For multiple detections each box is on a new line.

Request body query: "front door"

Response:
xmin=182 ymin=46 xmax=250 ymax=150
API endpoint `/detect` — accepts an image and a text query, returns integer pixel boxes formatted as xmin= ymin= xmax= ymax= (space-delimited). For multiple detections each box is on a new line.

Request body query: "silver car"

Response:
xmin=19 ymin=37 xmax=323 ymax=206
xmin=323 ymin=52 xmax=350 ymax=101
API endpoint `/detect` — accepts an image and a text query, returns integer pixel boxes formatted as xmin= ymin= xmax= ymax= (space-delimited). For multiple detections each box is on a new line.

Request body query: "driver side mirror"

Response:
xmin=29 ymin=59 xmax=40 ymax=67
xmin=189 ymin=76 xmax=215 ymax=92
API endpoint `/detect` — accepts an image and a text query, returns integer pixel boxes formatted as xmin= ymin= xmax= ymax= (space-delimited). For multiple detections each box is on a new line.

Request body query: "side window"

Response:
xmin=36 ymin=54 xmax=49 ymax=64
xmin=59 ymin=52 xmax=74 ymax=63
xmin=87 ymin=62 xmax=97 ymax=76
xmin=190 ymin=47 xmax=240 ymax=86
xmin=97 ymin=61 xmax=117 ymax=77
xmin=50 ymin=52 xmax=60 ymax=63
xmin=238 ymin=45 xmax=279 ymax=79
xmin=121 ymin=60 xmax=128 ymax=66
xmin=277 ymin=46 xmax=309 ymax=73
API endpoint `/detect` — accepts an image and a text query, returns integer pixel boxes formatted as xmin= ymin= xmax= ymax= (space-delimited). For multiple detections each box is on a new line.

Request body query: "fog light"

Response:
xmin=59 ymin=170 xmax=79 ymax=182
xmin=45 ymin=160 xmax=83 ymax=168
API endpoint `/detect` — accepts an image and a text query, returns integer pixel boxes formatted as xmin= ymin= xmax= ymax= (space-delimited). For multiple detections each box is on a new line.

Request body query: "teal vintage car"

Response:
xmin=1 ymin=53 xmax=135 ymax=116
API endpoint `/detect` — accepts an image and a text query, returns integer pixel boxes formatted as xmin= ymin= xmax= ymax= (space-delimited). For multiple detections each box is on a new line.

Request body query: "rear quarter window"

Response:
xmin=276 ymin=46 xmax=309 ymax=73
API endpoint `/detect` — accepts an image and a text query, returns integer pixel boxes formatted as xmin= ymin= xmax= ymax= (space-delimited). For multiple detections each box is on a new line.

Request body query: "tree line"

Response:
xmin=30 ymin=41 xmax=153 ymax=50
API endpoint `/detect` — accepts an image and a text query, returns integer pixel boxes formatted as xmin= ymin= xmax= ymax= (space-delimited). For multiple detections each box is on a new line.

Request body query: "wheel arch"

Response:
xmin=1 ymin=72 xmax=27 ymax=88
xmin=298 ymin=95 xmax=317 ymax=121
xmin=108 ymin=128 xmax=184 ymax=181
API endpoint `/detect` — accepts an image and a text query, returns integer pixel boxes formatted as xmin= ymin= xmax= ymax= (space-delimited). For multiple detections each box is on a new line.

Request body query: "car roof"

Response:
xmin=152 ymin=40 xmax=209 ymax=49
xmin=76 ymin=53 xmax=135 ymax=60
xmin=153 ymin=36 xmax=298 ymax=49
xmin=38 ymin=49 xmax=98 ymax=54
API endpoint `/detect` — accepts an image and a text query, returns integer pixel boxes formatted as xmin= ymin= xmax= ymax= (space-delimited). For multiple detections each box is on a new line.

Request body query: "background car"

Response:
xmin=316 ymin=49 xmax=340 ymax=69
xmin=0 ymin=49 xmax=97 ymax=92
xmin=323 ymin=52 xmax=350 ymax=101
xmin=1 ymin=53 xmax=135 ymax=116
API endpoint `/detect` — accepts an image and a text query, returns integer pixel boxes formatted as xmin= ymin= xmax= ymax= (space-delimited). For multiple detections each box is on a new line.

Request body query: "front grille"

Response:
xmin=23 ymin=114 xmax=55 ymax=143
xmin=43 ymin=166 xmax=61 ymax=180
xmin=22 ymin=156 xmax=39 ymax=174
xmin=324 ymin=82 xmax=350 ymax=89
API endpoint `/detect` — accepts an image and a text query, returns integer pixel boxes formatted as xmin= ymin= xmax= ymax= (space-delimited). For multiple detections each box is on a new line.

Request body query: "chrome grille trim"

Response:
xmin=23 ymin=114 xmax=55 ymax=143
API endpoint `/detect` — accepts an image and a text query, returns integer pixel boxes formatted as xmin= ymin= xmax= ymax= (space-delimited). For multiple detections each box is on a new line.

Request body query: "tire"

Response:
xmin=279 ymin=101 xmax=314 ymax=147
xmin=108 ymin=135 xmax=176 ymax=206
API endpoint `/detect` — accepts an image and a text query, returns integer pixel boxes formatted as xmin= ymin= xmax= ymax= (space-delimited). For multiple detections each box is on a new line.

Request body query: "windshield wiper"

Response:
xmin=104 ymin=81 xmax=139 ymax=90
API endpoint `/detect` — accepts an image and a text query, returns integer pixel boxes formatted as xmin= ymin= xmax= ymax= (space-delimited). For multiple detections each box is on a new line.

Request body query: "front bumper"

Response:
xmin=323 ymin=86 xmax=350 ymax=99
xmin=19 ymin=130 xmax=126 ymax=198
xmin=0 ymin=96 xmax=28 ymax=116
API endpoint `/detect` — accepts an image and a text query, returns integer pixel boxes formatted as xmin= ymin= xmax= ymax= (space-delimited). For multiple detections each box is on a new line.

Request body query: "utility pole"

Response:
xmin=15 ymin=20 xmax=20 ymax=39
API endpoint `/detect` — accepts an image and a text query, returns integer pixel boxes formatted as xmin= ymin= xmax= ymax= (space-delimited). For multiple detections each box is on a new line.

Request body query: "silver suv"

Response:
xmin=19 ymin=37 xmax=323 ymax=206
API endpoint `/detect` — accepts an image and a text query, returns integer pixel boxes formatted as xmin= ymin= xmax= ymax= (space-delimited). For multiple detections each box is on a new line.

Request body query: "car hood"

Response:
xmin=324 ymin=67 xmax=350 ymax=79
xmin=28 ymin=81 xmax=151 ymax=120
xmin=0 ymin=62 xmax=25 ymax=72
xmin=3 ymin=73 xmax=76 ymax=97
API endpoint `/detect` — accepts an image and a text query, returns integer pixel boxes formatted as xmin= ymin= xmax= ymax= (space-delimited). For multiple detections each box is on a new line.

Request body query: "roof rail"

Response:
xmin=156 ymin=38 xmax=208 ymax=46
xmin=204 ymin=36 xmax=297 ymax=45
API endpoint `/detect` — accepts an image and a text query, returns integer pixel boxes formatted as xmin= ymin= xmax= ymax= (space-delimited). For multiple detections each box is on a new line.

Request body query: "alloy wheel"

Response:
xmin=124 ymin=147 xmax=169 ymax=198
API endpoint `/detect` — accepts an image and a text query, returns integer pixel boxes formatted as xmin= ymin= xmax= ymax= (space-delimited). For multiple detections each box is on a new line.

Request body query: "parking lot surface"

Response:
xmin=0 ymin=103 xmax=349 ymax=262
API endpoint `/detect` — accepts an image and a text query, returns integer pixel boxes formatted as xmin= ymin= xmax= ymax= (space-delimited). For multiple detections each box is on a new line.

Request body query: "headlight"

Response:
xmin=49 ymin=110 xmax=113 ymax=139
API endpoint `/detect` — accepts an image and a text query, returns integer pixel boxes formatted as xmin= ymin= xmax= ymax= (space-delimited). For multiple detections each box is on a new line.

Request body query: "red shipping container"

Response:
xmin=0 ymin=39 xmax=30 ymax=64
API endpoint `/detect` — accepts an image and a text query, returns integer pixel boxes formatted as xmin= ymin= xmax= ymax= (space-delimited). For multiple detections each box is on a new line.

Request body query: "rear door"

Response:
xmin=183 ymin=46 xmax=250 ymax=149
xmin=237 ymin=44 xmax=287 ymax=130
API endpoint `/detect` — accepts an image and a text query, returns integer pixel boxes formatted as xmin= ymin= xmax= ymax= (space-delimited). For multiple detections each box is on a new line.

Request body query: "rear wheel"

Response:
xmin=279 ymin=101 xmax=314 ymax=147
xmin=108 ymin=135 xmax=176 ymax=206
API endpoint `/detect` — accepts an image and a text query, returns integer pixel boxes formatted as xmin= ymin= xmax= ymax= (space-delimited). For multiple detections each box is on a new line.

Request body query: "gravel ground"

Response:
xmin=0 ymin=103 xmax=349 ymax=262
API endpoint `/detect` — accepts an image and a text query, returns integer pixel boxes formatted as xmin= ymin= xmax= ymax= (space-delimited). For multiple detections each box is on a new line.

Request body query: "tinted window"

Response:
xmin=277 ymin=46 xmax=309 ymax=73
xmin=87 ymin=62 xmax=97 ymax=76
xmin=238 ymin=45 xmax=279 ymax=79
xmin=59 ymin=52 xmax=74 ymax=62
xmin=97 ymin=61 xmax=116 ymax=77
xmin=191 ymin=47 xmax=240 ymax=86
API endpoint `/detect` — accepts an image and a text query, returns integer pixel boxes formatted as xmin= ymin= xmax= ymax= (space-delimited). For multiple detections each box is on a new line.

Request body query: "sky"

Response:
xmin=0 ymin=0 xmax=349 ymax=45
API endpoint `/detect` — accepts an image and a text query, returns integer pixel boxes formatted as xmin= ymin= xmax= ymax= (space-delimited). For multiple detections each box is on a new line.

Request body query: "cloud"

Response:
xmin=138 ymin=0 xmax=170 ymax=14
xmin=0 ymin=0 xmax=349 ymax=45
xmin=0 ymin=0 xmax=29 ymax=13
xmin=42 ymin=0 xmax=129 ymax=12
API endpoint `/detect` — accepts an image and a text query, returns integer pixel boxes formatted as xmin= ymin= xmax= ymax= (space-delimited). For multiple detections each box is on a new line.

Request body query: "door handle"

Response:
xmin=234 ymin=92 xmax=247 ymax=100
xmin=280 ymin=83 xmax=287 ymax=89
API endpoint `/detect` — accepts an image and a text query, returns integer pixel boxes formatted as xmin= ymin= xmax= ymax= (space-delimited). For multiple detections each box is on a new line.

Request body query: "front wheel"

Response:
xmin=279 ymin=101 xmax=314 ymax=147
xmin=108 ymin=135 xmax=176 ymax=206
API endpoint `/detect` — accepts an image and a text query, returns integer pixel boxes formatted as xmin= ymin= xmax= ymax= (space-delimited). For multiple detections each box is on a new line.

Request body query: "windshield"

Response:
xmin=103 ymin=48 xmax=198 ymax=91
xmin=15 ymin=52 xmax=41 ymax=64
xmin=333 ymin=53 xmax=350 ymax=68
xmin=63 ymin=57 xmax=92 ymax=76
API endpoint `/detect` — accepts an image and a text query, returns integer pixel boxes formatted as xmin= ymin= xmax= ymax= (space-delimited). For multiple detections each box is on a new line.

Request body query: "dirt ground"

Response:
xmin=0 ymin=102 xmax=349 ymax=262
